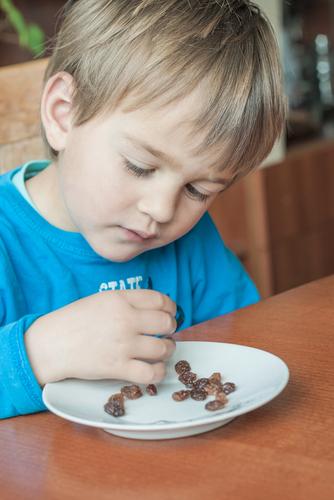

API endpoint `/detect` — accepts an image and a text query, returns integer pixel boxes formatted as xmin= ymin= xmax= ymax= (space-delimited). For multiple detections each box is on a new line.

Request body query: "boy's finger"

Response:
xmin=124 ymin=359 xmax=166 ymax=385
xmin=134 ymin=309 xmax=177 ymax=336
xmin=121 ymin=289 xmax=177 ymax=316
xmin=130 ymin=335 xmax=176 ymax=361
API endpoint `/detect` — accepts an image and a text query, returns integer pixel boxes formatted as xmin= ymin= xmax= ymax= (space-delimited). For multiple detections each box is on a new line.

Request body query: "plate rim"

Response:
xmin=42 ymin=342 xmax=290 ymax=432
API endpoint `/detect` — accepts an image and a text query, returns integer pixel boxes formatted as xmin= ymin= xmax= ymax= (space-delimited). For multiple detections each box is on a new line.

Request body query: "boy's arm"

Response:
xmin=0 ymin=314 xmax=47 ymax=419
xmin=188 ymin=212 xmax=260 ymax=325
xmin=0 ymin=290 xmax=177 ymax=420
xmin=0 ymin=236 xmax=46 ymax=418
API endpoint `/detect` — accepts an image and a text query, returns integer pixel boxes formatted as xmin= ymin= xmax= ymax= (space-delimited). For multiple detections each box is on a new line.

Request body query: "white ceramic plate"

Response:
xmin=42 ymin=342 xmax=289 ymax=440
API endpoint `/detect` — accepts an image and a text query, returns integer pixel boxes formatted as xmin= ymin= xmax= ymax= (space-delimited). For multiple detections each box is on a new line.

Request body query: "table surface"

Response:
xmin=1 ymin=276 xmax=334 ymax=500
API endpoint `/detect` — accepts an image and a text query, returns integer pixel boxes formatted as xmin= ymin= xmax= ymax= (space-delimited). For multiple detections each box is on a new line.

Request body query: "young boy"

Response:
xmin=0 ymin=0 xmax=285 ymax=419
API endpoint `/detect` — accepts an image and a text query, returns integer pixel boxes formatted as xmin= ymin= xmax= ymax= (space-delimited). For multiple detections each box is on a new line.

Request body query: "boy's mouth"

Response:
xmin=120 ymin=226 xmax=157 ymax=241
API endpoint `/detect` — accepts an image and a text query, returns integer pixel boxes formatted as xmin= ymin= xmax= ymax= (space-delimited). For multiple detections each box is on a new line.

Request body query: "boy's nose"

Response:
xmin=137 ymin=188 xmax=179 ymax=224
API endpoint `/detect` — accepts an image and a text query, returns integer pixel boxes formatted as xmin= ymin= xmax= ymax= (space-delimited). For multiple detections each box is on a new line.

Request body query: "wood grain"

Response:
xmin=0 ymin=59 xmax=47 ymax=144
xmin=264 ymin=140 xmax=334 ymax=292
xmin=0 ymin=59 xmax=46 ymax=171
xmin=1 ymin=276 xmax=333 ymax=500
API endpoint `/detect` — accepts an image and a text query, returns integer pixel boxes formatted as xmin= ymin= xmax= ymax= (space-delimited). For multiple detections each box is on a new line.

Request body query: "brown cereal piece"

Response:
xmin=175 ymin=360 xmax=191 ymax=375
xmin=172 ymin=390 xmax=191 ymax=401
xmin=204 ymin=381 xmax=220 ymax=395
xmin=215 ymin=390 xmax=228 ymax=404
xmin=178 ymin=371 xmax=197 ymax=385
xmin=205 ymin=399 xmax=226 ymax=411
xmin=107 ymin=392 xmax=124 ymax=404
xmin=104 ymin=393 xmax=125 ymax=417
xmin=194 ymin=377 xmax=210 ymax=391
xmin=121 ymin=384 xmax=143 ymax=400
xmin=146 ymin=384 xmax=158 ymax=396
xmin=222 ymin=382 xmax=236 ymax=395
xmin=209 ymin=372 xmax=222 ymax=385
xmin=190 ymin=389 xmax=207 ymax=401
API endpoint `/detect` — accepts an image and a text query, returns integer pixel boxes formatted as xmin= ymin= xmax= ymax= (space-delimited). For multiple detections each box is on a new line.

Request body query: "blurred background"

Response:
xmin=0 ymin=0 xmax=333 ymax=298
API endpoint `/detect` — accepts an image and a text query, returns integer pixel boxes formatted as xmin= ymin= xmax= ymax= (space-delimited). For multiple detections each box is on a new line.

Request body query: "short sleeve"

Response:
xmin=188 ymin=213 xmax=260 ymax=325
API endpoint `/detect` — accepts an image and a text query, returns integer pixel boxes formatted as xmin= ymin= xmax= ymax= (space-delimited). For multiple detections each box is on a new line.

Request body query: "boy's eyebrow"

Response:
xmin=123 ymin=133 xmax=231 ymax=186
xmin=124 ymin=133 xmax=180 ymax=168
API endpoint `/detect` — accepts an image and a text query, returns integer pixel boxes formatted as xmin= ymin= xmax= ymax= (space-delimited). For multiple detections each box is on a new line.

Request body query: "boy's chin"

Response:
xmin=88 ymin=241 xmax=151 ymax=262
xmin=87 ymin=233 xmax=172 ymax=262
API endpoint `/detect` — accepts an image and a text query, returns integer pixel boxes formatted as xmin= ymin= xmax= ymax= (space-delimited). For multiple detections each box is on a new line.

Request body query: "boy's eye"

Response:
xmin=124 ymin=158 xmax=210 ymax=202
xmin=186 ymin=184 xmax=210 ymax=202
xmin=124 ymin=159 xmax=153 ymax=177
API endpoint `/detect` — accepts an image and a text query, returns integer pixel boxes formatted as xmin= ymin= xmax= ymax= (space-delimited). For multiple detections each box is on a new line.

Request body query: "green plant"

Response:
xmin=0 ymin=0 xmax=45 ymax=55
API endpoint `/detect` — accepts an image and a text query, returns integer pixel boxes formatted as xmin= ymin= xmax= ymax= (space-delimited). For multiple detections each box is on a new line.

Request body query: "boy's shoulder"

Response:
xmin=0 ymin=168 xmax=19 ymax=197
xmin=0 ymin=167 xmax=20 ymax=209
xmin=0 ymin=168 xmax=26 ymax=239
xmin=0 ymin=168 xmax=15 ymax=184
xmin=178 ymin=211 xmax=223 ymax=248
xmin=172 ymin=211 xmax=227 ymax=270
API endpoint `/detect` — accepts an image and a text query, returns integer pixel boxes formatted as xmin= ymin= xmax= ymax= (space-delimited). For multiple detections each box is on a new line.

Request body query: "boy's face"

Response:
xmin=42 ymin=89 xmax=234 ymax=261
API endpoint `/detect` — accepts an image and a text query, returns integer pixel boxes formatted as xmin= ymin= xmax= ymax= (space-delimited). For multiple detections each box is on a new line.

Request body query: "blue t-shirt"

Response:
xmin=0 ymin=162 xmax=259 ymax=419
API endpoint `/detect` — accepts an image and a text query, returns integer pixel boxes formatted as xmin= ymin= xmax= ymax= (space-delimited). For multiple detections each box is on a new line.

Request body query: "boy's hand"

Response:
xmin=25 ymin=290 xmax=177 ymax=386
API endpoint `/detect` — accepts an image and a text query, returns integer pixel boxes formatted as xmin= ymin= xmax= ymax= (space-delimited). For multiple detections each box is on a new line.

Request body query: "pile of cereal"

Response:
xmin=104 ymin=359 xmax=236 ymax=417
xmin=173 ymin=359 xmax=236 ymax=411
xmin=104 ymin=383 xmax=157 ymax=417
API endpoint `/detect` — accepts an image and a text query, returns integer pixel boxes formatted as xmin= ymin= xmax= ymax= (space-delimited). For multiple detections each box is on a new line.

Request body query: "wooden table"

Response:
xmin=1 ymin=276 xmax=334 ymax=500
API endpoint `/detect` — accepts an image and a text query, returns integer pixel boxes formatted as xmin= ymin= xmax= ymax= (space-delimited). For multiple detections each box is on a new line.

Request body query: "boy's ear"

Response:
xmin=41 ymin=72 xmax=75 ymax=152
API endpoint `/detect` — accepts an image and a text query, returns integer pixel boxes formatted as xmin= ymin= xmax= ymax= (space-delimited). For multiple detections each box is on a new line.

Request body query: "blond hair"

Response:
xmin=43 ymin=0 xmax=286 ymax=176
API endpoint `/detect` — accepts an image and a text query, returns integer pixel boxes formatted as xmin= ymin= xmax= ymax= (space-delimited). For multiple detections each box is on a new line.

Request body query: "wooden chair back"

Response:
xmin=0 ymin=59 xmax=47 ymax=173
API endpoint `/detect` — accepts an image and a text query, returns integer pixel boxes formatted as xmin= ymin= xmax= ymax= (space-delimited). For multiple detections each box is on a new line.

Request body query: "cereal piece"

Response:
xmin=215 ymin=390 xmax=228 ymax=404
xmin=209 ymin=372 xmax=222 ymax=385
xmin=190 ymin=389 xmax=207 ymax=401
xmin=204 ymin=381 xmax=220 ymax=395
xmin=146 ymin=384 xmax=158 ymax=396
xmin=178 ymin=371 xmax=197 ymax=385
xmin=194 ymin=377 xmax=210 ymax=391
xmin=104 ymin=393 xmax=125 ymax=417
xmin=172 ymin=390 xmax=191 ymax=401
xmin=222 ymin=382 xmax=236 ymax=395
xmin=175 ymin=360 xmax=191 ymax=375
xmin=107 ymin=392 xmax=124 ymax=404
xmin=121 ymin=384 xmax=143 ymax=399
xmin=205 ymin=399 xmax=226 ymax=411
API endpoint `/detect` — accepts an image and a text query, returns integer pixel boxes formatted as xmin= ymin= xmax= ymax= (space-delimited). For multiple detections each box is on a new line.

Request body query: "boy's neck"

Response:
xmin=26 ymin=161 xmax=78 ymax=232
